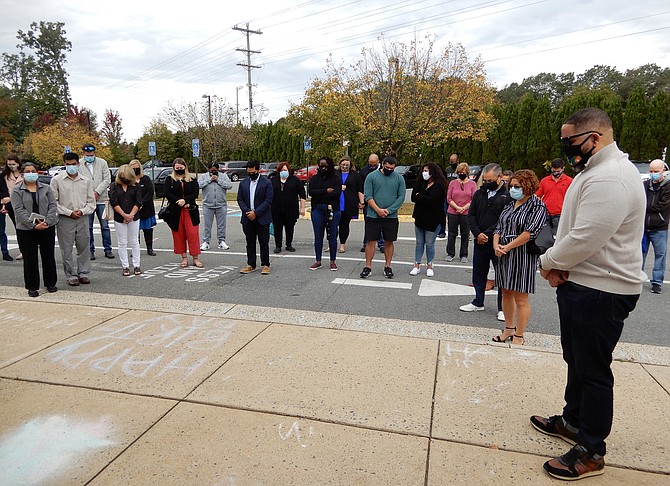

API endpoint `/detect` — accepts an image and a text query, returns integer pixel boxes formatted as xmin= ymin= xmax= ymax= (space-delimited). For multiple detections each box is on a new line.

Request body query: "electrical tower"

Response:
xmin=233 ymin=23 xmax=262 ymax=126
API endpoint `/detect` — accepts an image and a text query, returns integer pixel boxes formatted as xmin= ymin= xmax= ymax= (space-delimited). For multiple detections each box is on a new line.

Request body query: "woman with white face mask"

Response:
xmin=1 ymin=153 xmax=24 ymax=261
xmin=410 ymin=163 xmax=448 ymax=277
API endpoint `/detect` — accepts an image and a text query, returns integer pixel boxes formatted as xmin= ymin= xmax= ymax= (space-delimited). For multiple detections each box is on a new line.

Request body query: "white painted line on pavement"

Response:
xmin=331 ymin=278 xmax=412 ymax=289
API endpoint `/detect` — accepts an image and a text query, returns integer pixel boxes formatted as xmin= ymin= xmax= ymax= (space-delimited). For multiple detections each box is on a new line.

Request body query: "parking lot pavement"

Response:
xmin=0 ymin=292 xmax=668 ymax=484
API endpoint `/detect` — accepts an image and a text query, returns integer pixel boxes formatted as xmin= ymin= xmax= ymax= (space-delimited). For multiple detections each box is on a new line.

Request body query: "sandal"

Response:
xmin=492 ymin=326 xmax=515 ymax=343
xmin=180 ymin=259 xmax=188 ymax=268
xmin=193 ymin=259 xmax=203 ymax=268
xmin=511 ymin=334 xmax=525 ymax=345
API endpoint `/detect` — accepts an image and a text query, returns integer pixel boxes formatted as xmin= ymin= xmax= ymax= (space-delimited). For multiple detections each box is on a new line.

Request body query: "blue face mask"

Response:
xmin=23 ymin=173 xmax=39 ymax=183
xmin=66 ymin=165 xmax=79 ymax=175
xmin=84 ymin=155 xmax=95 ymax=163
xmin=649 ymin=173 xmax=661 ymax=182
xmin=509 ymin=187 xmax=524 ymax=200
xmin=279 ymin=170 xmax=289 ymax=179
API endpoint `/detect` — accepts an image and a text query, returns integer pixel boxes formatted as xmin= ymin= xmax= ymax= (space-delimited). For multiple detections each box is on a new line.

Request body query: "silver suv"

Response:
xmin=217 ymin=161 xmax=248 ymax=182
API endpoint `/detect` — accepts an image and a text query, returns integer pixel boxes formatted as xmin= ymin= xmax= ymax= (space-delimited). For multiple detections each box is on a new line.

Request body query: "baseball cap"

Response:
xmin=82 ymin=144 xmax=95 ymax=152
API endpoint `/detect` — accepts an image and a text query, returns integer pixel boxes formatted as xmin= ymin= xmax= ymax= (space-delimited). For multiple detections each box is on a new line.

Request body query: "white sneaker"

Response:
xmin=459 ymin=303 xmax=484 ymax=312
xmin=409 ymin=267 xmax=420 ymax=276
xmin=426 ymin=267 xmax=434 ymax=277
xmin=497 ymin=311 xmax=505 ymax=321
xmin=218 ymin=241 xmax=229 ymax=250
xmin=200 ymin=242 xmax=210 ymax=251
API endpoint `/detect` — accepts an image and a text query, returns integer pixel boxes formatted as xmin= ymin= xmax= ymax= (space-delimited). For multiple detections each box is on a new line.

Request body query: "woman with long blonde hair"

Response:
xmin=109 ymin=164 xmax=143 ymax=276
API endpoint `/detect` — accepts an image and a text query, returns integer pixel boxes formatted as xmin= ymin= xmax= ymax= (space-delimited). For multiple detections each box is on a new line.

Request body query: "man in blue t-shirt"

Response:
xmin=360 ymin=155 xmax=406 ymax=279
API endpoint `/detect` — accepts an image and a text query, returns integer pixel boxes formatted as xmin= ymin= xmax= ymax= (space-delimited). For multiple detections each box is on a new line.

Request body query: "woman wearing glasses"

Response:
xmin=492 ymin=169 xmax=547 ymax=345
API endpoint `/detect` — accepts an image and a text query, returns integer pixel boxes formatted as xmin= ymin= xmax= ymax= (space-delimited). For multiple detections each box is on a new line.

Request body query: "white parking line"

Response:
xmin=331 ymin=278 xmax=412 ymax=289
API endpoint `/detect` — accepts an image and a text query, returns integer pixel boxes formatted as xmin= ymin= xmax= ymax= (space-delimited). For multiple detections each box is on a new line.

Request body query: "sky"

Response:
xmin=2 ymin=0 xmax=669 ymax=142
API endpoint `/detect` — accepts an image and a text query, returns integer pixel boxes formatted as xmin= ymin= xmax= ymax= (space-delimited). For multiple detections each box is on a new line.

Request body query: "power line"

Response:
xmin=233 ymin=23 xmax=263 ymax=125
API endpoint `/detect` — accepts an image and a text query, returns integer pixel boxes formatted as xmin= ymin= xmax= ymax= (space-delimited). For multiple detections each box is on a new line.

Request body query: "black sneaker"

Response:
xmin=543 ymin=444 xmax=605 ymax=480
xmin=360 ymin=266 xmax=372 ymax=278
xmin=530 ymin=415 xmax=578 ymax=445
xmin=104 ymin=251 xmax=115 ymax=259
xmin=90 ymin=251 xmax=96 ymax=261
xmin=3 ymin=253 xmax=13 ymax=261
xmin=383 ymin=266 xmax=394 ymax=279
xmin=651 ymin=284 xmax=662 ymax=294
xmin=379 ymin=246 xmax=385 ymax=253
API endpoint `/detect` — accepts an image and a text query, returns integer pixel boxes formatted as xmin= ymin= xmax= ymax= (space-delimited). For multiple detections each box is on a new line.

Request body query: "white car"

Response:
xmin=48 ymin=165 xmax=65 ymax=176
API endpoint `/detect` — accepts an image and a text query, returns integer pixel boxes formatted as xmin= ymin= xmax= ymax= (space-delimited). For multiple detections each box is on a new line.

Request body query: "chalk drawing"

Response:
xmin=46 ymin=314 xmax=236 ymax=380
xmin=278 ymin=421 xmax=315 ymax=448
xmin=0 ymin=415 xmax=115 ymax=485
xmin=441 ymin=343 xmax=492 ymax=368
xmin=136 ymin=263 xmax=236 ymax=282
xmin=0 ymin=307 xmax=113 ymax=330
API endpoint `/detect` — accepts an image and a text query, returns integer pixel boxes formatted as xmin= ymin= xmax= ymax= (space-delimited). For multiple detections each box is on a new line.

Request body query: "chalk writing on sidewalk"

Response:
xmin=47 ymin=314 xmax=237 ymax=380
xmin=0 ymin=307 xmax=114 ymax=330
xmin=279 ymin=421 xmax=315 ymax=448
xmin=136 ymin=263 xmax=237 ymax=282
xmin=441 ymin=343 xmax=492 ymax=368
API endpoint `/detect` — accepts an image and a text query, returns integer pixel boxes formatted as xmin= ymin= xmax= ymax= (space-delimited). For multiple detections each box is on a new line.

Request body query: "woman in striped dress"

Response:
xmin=492 ymin=169 xmax=547 ymax=345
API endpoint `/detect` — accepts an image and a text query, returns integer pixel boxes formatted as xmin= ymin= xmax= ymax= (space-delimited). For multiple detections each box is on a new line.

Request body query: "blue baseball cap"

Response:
xmin=82 ymin=144 xmax=95 ymax=152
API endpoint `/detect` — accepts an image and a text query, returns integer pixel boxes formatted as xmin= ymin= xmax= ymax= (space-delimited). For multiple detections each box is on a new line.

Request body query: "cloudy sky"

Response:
xmin=2 ymin=0 xmax=669 ymax=142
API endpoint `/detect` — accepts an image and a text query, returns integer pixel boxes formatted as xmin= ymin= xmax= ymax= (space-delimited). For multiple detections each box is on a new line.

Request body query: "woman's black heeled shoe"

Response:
xmin=492 ymin=326 xmax=515 ymax=343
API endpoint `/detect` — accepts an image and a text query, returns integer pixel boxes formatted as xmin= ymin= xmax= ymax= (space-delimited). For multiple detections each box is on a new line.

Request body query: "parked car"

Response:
xmin=445 ymin=164 xmax=482 ymax=183
xmin=143 ymin=160 xmax=172 ymax=181
xmin=153 ymin=168 xmax=174 ymax=198
xmin=218 ymin=161 xmax=249 ymax=182
xmin=109 ymin=167 xmax=119 ymax=180
xmin=38 ymin=173 xmax=52 ymax=185
xmin=631 ymin=160 xmax=650 ymax=181
xmin=294 ymin=165 xmax=318 ymax=182
xmin=397 ymin=164 xmax=422 ymax=188
xmin=48 ymin=165 xmax=65 ymax=176
xmin=260 ymin=162 xmax=280 ymax=178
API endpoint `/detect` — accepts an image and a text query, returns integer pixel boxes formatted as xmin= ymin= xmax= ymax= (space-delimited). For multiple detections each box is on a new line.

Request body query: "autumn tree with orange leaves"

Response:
xmin=287 ymin=35 xmax=496 ymax=158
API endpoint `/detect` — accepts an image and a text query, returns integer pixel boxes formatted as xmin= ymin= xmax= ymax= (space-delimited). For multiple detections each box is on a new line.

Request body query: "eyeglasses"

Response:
xmin=560 ymin=130 xmax=602 ymax=149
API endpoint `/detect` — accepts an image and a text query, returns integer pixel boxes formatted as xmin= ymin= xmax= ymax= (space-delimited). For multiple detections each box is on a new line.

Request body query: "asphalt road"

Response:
xmin=2 ymin=203 xmax=668 ymax=348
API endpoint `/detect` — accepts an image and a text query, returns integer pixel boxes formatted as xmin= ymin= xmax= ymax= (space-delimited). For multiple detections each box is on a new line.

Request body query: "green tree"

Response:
xmin=0 ymin=21 xmax=72 ymax=141
xmin=640 ymin=90 xmax=670 ymax=160
xmin=526 ymin=97 xmax=552 ymax=171
xmin=620 ymin=86 xmax=648 ymax=160
xmin=136 ymin=120 xmax=179 ymax=163
xmin=510 ymin=95 xmax=535 ymax=168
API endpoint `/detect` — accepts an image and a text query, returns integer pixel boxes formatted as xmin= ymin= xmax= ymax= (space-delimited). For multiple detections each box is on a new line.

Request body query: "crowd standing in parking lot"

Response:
xmin=642 ymin=159 xmax=670 ymax=294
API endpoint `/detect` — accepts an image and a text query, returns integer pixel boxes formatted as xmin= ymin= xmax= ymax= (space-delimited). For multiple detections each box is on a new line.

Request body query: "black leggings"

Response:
xmin=339 ymin=214 xmax=353 ymax=244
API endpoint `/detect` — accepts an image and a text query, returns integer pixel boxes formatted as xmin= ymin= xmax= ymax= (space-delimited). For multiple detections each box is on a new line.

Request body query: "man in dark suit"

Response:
xmin=237 ymin=160 xmax=273 ymax=275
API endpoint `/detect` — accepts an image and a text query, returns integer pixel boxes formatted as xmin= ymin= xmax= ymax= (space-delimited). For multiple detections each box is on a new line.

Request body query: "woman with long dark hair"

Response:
xmin=411 ymin=162 xmax=447 ymax=277
xmin=10 ymin=163 xmax=58 ymax=296
xmin=308 ymin=156 xmax=342 ymax=270
xmin=2 ymin=153 xmax=24 ymax=261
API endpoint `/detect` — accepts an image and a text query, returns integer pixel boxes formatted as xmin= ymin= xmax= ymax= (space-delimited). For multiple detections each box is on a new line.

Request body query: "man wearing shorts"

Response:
xmin=360 ymin=155 xmax=406 ymax=278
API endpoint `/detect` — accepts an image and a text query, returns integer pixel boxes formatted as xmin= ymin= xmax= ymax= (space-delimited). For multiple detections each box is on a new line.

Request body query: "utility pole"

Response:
xmin=233 ymin=23 xmax=262 ymax=126
xmin=235 ymin=86 xmax=243 ymax=125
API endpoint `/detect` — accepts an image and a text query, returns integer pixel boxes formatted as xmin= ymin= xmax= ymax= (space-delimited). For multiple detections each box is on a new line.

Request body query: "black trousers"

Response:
xmin=556 ymin=281 xmax=639 ymax=456
xmin=447 ymin=213 xmax=469 ymax=258
xmin=339 ymin=214 xmax=353 ymax=244
xmin=17 ymin=227 xmax=57 ymax=291
xmin=242 ymin=219 xmax=270 ymax=267
xmin=272 ymin=212 xmax=295 ymax=249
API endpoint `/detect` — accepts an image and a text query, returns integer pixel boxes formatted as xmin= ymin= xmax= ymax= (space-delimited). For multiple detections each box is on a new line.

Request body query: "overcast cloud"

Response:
xmin=2 ymin=0 xmax=669 ymax=141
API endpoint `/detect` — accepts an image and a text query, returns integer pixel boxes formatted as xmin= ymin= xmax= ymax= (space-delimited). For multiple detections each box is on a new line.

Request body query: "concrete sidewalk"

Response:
xmin=0 ymin=286 xmax=668 ymax=485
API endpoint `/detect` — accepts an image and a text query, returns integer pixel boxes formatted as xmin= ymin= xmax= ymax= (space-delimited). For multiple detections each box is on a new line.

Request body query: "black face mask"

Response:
xmin=175 ymin=169 xmax=186 ymax=175
xmin=458 ymin=173 xmax=468 ymax=180
xmin=551 ymin=170 xmax=563 ymax=178
xmin=120 ymin=177 xmax=130 ymax=185
xmin=318 ymin=167 xmax=328 ymax=174
xmin=133 ymin=168 xmax=141 ymax=176
xmin=383 ymin=168 xmax=394 ymax=176
xmin=481 ymin=181 xmax=499 ymax=191
xmin=561 ymin=131 xmax=598 ymax=173
xmin=248 ymin=172 xmax=259 ymax=181
xmin=210 ymin=171 xmax=218 ymax=177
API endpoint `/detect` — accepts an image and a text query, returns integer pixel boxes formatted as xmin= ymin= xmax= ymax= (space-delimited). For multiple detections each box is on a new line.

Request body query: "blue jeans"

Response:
xmin=642 ymin=230 xmax=667 ymax=286
xmin=312 ymin=204 xmax=341 ymax=262
xmin=557 ymin=281 xmax=638 ymax=456
xmin=89 ymin=203 xmax=112 ymax=253
xmin=0 ymin=212 xmax=8 ymax=254
xmin=414 ymin=226 xmax=437 ymax=264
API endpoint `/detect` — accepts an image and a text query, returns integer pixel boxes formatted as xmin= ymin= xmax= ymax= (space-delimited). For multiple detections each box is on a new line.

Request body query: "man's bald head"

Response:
xmin=649 ymin=159 xmax=667 ymax=182
xmin=368 ymin=154 xmax=379 ymax=165
xmin=449 ymin=153 xmax=459 ymax=164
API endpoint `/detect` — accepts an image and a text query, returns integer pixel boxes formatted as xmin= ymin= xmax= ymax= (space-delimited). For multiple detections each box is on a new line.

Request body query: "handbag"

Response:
xmin=157 ymin=197 xmax=169 ymax=220
xmin=103 ymin=201 xmax=115 ymax=221
xmin=527 ymin=217 xmax=554 ymax=256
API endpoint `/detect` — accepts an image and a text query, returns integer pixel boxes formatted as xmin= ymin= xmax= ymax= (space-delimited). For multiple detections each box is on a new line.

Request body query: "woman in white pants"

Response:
xmin=109 ymin=165 xmax=143 ymax=276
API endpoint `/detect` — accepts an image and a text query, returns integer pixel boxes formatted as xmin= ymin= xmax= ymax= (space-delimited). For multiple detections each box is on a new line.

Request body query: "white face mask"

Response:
xmin=422 ymin=171 xmax=431 ymax=181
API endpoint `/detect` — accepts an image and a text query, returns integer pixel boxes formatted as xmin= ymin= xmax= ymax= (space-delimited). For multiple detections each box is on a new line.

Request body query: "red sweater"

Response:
xmin=536 ymin=174 xmax=573 ymax=216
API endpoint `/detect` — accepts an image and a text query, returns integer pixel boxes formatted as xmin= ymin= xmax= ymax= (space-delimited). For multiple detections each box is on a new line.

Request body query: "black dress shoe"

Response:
xmin=28 ymin=290 xmax=39 ymax=297
xmin=274 ymin=247 xmax=282 ymax=253
xmin=2 ymin=253 xmax=13 ymax=261
xmin=90 ymin=251 xmax=96 ymax=260
xmin=47 ymin=286 xmax=58 ymax=293
xmin=286 ymin=246 xmax=296 ymax=252
xmin=147 ymin=248 xmax=156 ymax=256
xmin=104 ymin=251 xmax=115 ymax=259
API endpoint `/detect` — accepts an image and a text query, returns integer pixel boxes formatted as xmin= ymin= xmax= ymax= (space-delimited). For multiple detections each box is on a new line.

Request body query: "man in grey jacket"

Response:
xmin=199 ymin=163 xmax=233 ymax=250
xmin=80 ymin=143 xmax=113 ymax=260
xmin=532 ymin=108 xmax=646 ymax=481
